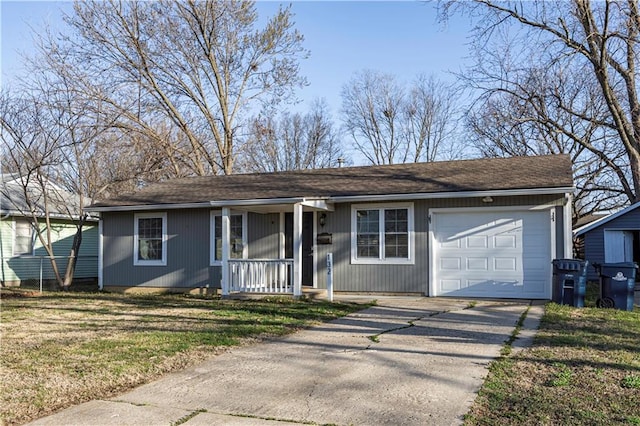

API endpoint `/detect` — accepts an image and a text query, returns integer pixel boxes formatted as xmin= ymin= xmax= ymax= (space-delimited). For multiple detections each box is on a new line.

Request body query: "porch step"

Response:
xmin=302 ymin=288 xmax=328 ymax=300
xmin=224 ymin=288 xmax=328 ymax=300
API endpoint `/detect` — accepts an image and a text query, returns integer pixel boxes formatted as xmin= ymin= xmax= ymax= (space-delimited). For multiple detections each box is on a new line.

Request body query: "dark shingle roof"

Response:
xmin=90 ymin=155 xmax=573 ymax=208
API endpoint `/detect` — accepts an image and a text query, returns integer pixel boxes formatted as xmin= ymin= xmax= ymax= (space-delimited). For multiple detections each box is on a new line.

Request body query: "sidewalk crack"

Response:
xmin=366 ymin=309 xmax=451 ymax=344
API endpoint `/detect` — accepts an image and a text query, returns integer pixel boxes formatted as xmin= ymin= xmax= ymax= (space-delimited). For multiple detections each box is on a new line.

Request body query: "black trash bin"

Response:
xmin=594 ymin=262 xmax=638 ymax=311
xmin=552 ymin=259 xmax=589 ymax=307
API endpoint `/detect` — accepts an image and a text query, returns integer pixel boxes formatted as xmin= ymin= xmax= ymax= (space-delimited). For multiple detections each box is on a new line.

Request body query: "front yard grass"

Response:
xmin=0 ymin=289 xmax=366 ymax=425
xmin=465 ymin=302 xmax=640 ymax=425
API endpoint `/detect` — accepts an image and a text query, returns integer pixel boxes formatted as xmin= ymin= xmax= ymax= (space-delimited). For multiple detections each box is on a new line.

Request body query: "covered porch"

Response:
xmin=218 ymin=198 xmax=333 ymax=297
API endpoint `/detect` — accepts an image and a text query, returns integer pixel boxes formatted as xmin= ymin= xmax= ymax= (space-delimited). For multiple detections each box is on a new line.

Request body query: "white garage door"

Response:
xmin=431 ymin=209 xmax=552 ymax=299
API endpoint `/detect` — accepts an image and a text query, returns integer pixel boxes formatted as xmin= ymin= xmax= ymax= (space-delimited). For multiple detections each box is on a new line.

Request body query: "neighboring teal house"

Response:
xmin=0 ymin=174 xmax=99 ymax=288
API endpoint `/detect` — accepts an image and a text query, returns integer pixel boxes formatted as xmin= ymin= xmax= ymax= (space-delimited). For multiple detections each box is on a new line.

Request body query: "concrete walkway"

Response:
xmin=29 ymin=297 xmax=543 ymax=426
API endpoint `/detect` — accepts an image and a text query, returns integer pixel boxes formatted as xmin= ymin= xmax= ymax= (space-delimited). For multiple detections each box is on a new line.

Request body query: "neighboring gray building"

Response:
xmin=574 ymin=201 xmax=640 ymax=282
xmin=87 ymin=155 xmax=574 ymax=300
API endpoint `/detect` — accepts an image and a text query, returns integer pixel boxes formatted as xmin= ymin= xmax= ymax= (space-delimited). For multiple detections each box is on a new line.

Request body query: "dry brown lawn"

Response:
xmin=0 ymin=289 xmax=364 ymax=425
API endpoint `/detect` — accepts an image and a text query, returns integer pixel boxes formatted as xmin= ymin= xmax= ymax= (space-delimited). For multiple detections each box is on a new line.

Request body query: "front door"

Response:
xmin=285 ymin=212 xmax=314 ymax=286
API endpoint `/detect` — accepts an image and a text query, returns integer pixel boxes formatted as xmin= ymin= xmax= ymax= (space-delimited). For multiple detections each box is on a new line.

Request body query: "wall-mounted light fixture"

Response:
xmin=319 ymin=213 xmax=327 ymax=227
xmin=482 ymin=196 xmax=494 ymax=203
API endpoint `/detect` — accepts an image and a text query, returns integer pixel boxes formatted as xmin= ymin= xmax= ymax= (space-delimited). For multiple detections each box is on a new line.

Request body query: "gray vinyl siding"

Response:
xmin=101 ymin=193 xmax=567 ymax=293
xmin=314 ymin=201 xmax=428 ymax=293
xmin=316 ymin=194 xmax=566 ymax=294
xmin=248 ymin=213 xmax=280 ymax=259
xmin=102 ymin=210 xmax=280 ymax=289
xmin=103 ymin=210 xmax=213 ymax=289
xmin=582 ymin=208 xmax=640 ymax=282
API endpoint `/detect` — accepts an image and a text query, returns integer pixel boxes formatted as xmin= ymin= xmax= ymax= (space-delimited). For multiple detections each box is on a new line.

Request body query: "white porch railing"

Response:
xmin=228 ymin=259 xmax=293 ymax=294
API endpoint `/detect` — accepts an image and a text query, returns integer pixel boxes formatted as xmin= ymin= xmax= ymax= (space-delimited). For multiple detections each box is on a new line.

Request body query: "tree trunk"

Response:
xmin=61 ymin=215 xmax=86 ymax=291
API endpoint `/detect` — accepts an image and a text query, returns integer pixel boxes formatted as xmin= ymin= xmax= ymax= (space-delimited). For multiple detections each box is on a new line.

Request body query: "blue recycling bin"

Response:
xmin=552 ymin=259 xmax=589 ymax=307
xmin=595 ymin=262 xmax=638 ymax=311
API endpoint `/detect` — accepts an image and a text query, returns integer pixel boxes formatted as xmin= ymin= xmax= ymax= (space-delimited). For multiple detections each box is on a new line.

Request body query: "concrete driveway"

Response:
xmin=29 ymin=297 xmax=542 ymax=426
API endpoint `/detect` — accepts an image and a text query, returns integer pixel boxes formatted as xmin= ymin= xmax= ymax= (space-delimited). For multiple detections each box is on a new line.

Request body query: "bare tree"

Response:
xmin=341 ymin=70 xmax=406 ymax=165
xmin=341 ymin=70 xmax=460 ymax=165
xmin=47 ymin=0 xmax=308 ymax=177
xmin=441 ymin=0 xmax=640 ymax=215
xmin=240 ymin=99 xmax=345 ymax=172
xmin=464 ymin=63 xmax=623 ymax=219
xmin=0 ymin=90 xmax=89 ymax=290
xmin=404 ymin=74 xmax=460 ymax=162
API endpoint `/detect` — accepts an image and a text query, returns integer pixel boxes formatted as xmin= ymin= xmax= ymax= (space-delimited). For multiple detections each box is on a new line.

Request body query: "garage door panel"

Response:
xmin=440 ymin=257 xmax=461 ymax=270
xmin=467 ymin=235 xmax=488 ymax=248
xmin=467 ymin=258 xmax=488 ymax=270
xmin=442 ymin=279 xmax=524 ymax=295
xmin=433 ymin=210 xmax=551 ymax=299
xmin=495 ymin=234 xmax=517 ymax=248
xmin=439 ymin=238 xmax=461 ymax=249
xmin=441 ymin=279 xmax=463 ymax=292
xmin=494 ymin=257 xmax=517 ymax=271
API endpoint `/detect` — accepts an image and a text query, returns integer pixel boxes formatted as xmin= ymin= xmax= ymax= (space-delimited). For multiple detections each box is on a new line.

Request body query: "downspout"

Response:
xmin=564 ymin=193 xmax=573 ymax=258
xmin=1 ymin=171 xmax=10 ymax=284
xmin=0 ymin=214 xmax=8 ymax=285
xmin=98 ymin=218 xmax=103 ymax=290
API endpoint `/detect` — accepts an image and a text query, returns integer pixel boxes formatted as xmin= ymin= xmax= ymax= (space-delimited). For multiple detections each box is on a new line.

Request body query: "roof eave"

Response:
xmin=86 ymin=198 xmax=317 ymax=212
xmin=0 ymin=209 xmax=99 ymax=222
xmin=328 ymin=186 xmax=574 ymax=203
xmin=85 ymin=187 xmax=573 ymax=212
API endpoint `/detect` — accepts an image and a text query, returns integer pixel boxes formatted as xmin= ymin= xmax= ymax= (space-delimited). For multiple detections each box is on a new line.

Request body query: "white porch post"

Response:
xmin=221 ymin=207 xmax=230 ymax=296
xmin=293 ymin=203 xmax=303 ymax=296
xmin=278 ymin=212 xmax=285 ymax=260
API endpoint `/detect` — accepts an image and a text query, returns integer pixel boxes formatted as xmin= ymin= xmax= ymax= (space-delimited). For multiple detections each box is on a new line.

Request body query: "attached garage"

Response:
xmin=430 ymin=207 xmax=554 ymax=299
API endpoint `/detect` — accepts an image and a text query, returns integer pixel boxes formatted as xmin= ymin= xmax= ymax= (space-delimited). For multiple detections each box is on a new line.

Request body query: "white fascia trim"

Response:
xmin=0 ymin=209 xmax=99 ymax=222
xmin=301 ymin=199 xmax=334 ymax=211
xmin=330 ymin=187 xmax=574 ymax=203
xmin=86 ymin=197 xmax=335 ymax=212
xmin=85 ymin=187 xmax=573 ymax=212
xmin=87 ymin=202 xmax=213 ymax=212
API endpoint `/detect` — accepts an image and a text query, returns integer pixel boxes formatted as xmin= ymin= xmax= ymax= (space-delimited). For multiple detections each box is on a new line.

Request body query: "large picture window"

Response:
xmin=351 ymin=204 xmax=414 ymax=264
xmin=211 ymin=211 xmax=247 ymax=265
xmin=134 ymin=212 xmax=167 ymax=266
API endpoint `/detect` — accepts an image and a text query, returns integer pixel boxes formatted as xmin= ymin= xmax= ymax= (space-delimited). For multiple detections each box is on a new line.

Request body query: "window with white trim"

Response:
xmin=134 ymin=212 xmax=167 ymax=266
xmin=211 ymin=211 xmax=247 ymax=265
xmin=351 ymin=203 xmax=414 ymax=264
xmin=13 ymin=218 xmax=34 ymax=256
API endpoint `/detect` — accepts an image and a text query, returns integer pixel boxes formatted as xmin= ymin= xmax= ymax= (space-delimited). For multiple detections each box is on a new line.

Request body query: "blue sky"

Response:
xmin=1 ymin=1 xmax=473 ymax=117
